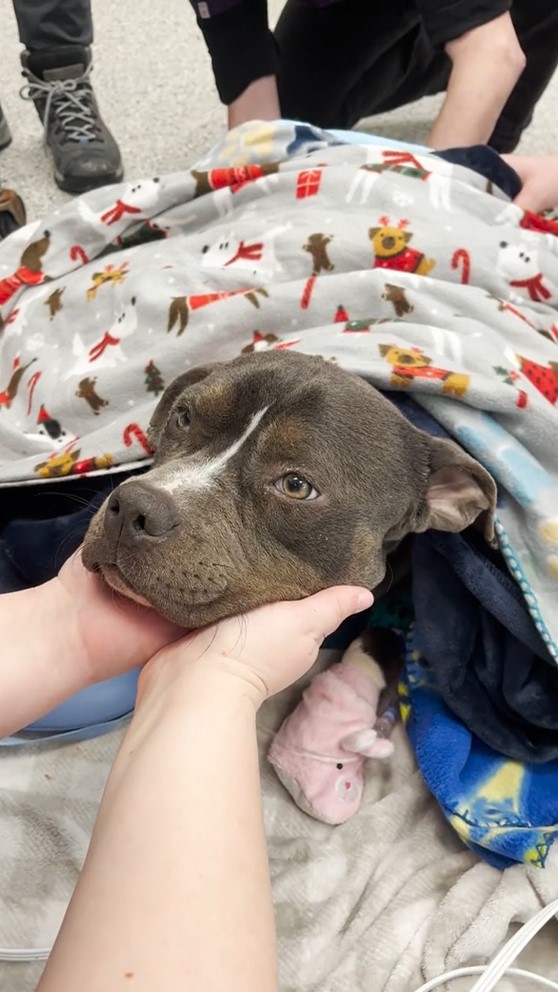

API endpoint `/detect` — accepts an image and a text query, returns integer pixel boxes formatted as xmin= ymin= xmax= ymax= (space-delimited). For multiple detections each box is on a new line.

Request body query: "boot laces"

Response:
xmin=20 ymin=66 xmax=99 ymax=144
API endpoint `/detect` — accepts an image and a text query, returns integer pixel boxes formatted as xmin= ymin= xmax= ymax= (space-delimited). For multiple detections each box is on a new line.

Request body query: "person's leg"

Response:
xmin=12 ymin=0 xmax=123 ymax=193
xmin=489 ymin=0 xmax=558 ymax=153
xmin=12 ymin=0 xmax=93 ymax=49
xmin=275 ymin=0 xmax=447 ymax=130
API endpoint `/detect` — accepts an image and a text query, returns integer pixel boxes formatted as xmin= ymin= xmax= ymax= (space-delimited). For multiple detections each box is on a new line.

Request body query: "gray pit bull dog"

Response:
xmin=82 ymin=350 xmax=496 ymax=627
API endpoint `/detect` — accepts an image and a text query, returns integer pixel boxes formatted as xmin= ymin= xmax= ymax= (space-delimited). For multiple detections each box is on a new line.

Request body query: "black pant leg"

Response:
xmin=490 ymin=0 xmax=558 ymax=152
xmin=12 ymin=0 xmax=93 ymax=50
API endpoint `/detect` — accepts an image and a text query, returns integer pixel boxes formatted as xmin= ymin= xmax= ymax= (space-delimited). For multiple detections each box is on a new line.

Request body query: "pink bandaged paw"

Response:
xmin=268 ymin=645 xmax=394 ymax=825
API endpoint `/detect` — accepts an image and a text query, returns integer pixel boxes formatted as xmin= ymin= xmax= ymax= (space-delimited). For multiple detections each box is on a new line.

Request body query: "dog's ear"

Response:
xmin=378 ymin=344 xmax=392 ymax=357
xmin=418 ymin=435 xmax=497 ymax=543
xmin=402 ymin=231 xmax=413 ymax=244
xmin=368 ymin=227 xmax=380 ymax=239
xmin=147 ymin=362 xmax=224 ymax=449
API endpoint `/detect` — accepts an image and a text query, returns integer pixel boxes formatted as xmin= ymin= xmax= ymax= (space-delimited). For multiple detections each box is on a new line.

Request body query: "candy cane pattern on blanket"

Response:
xmin=300 ymin=275 xmax=317 ymax=310
xmin=123 ymin=422 xmax=153 ymax=455
xmin=451 ymin=248 xmax=471 ymax=284
xmin=70 ymin=245 xmax=89 ymax=265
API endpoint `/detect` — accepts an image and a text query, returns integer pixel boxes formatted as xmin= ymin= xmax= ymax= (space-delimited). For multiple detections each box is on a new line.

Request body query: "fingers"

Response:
xmin=292 ymin=586 xmax=373 ymax=642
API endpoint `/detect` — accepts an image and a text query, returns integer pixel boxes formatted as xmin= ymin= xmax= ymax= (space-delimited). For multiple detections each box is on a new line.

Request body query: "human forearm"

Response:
xmin=37 ymin=666 xmax=278 ymax=992
xmin=0 ymin=552 xmax=181 ymax=738
xmin=427 ymin=13 xmax=526 ymax=149
xmin=0 ymin=579 xmax=86 ymax=736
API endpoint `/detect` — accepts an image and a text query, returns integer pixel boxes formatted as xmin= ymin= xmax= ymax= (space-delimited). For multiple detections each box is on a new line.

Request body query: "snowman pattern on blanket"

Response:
xmin=200 ymin=225 xmax=290 ymax=278
xmin=77 ymin=180 xmax=162 ymax=231
xmin=71 ymin=297 xmax=138 ymax=374
xmin=497 ymin=239 xmax=555 ymax=304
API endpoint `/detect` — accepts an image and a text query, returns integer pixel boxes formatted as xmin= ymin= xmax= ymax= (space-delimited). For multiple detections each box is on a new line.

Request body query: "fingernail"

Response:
xmin=356 ymin=590 xmax=374 ymax=611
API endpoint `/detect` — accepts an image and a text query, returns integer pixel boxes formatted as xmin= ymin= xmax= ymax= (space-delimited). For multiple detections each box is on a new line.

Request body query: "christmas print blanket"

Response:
xmin=1 ymin=121 xmax=558 ymax=867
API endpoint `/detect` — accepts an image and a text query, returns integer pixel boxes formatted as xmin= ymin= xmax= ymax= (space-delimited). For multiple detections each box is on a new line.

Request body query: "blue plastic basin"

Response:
xmin=26 ymin=668 xmax=140 ymax=732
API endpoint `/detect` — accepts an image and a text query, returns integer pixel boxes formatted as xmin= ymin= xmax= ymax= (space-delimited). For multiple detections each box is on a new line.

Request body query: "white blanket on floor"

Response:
xmin=1 ymin=652 xmax=557 ymax=992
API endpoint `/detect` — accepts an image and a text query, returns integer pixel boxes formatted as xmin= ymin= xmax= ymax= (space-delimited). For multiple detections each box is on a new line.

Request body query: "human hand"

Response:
xmin=502 ymin=154 xmax=558 ymax=214
xmin=227 ymin=76 xmax=281 ymax=129
xmin=136 ymin=586 xmax=374 ymax=712
xmin=57 ymin=550 xmax=183 ymax=687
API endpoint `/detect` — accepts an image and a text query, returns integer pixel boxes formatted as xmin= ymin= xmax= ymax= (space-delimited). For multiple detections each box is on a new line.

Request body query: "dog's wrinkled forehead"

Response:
xmin=152 ymin=352 xmax=397 ymax=481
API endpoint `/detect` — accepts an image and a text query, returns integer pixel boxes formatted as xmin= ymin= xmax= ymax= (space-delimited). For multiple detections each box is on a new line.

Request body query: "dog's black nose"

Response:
xmin=104 ymin=481 xmax=179 ymax=545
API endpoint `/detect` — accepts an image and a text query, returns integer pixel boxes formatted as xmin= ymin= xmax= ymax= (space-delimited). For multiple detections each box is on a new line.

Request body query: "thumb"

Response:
xmin=293 ymin=585 xmax=374 ymax=643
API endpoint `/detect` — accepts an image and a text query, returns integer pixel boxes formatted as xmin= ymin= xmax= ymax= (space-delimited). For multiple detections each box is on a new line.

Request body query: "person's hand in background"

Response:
xmin=502 ymin=154 xmax=558 ymax=214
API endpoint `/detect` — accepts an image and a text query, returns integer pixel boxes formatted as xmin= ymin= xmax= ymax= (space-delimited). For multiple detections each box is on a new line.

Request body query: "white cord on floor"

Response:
xmin=413 ymin=967 xmax=558 ymax=992
xmin=0 ymin=946 xmax=50 ymax=961
xmin=410 ymin=895 xmax=558 ymax=992
xmin=2 ymin=895 xmax=557 ymax=982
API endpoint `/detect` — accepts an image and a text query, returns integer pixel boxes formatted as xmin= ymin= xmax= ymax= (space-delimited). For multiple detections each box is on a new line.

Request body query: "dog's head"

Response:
xmin=369 ymin=225 xmax=412 ymax=258
xmin=82 ymin=351 xmax=496 ymax=626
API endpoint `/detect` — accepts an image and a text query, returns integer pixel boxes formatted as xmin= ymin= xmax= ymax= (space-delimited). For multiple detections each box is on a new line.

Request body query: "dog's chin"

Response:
xmin=98 ymin=563 xmax=230 ymax=627
xmin=100 ymin=564 xmax=155 ymax=610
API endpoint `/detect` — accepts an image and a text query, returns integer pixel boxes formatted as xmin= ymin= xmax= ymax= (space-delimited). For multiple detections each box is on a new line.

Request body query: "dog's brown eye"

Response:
xmin=275 ymin=472 xmax=319 ymax=501
xmin=176 ymin=408 xmax=191 ymax=430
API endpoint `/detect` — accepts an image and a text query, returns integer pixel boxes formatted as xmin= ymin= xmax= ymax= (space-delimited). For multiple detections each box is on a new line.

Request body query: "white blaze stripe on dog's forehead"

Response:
xmin=157 ymin=406 xmax=269 ymax=493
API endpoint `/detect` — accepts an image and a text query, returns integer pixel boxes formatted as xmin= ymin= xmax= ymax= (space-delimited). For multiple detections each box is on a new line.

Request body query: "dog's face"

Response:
xmin=369 ymin=225 xmax=412 ymax=258
xmin=82 ymin=351 xmax=496 ymax=627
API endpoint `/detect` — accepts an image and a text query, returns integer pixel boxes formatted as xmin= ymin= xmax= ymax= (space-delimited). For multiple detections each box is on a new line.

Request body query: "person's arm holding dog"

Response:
xmin=30 ymin=583 xmax=372 ymax=992
xmin=0 ymin=551 xmax=182 ymax=738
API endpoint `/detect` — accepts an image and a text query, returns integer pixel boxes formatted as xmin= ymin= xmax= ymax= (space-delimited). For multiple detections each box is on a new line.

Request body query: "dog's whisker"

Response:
xmin=383 ymin=559 xmax=394 ymax=595
xmin=54 ymin=529 xmax=91 ymax=571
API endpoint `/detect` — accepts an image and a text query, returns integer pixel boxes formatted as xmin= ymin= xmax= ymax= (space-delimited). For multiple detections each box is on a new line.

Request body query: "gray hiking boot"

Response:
xmin=0 ymin=101 xmax=12 ymax=150
xmin=20 ymin=46 xmax=123 ymax=194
